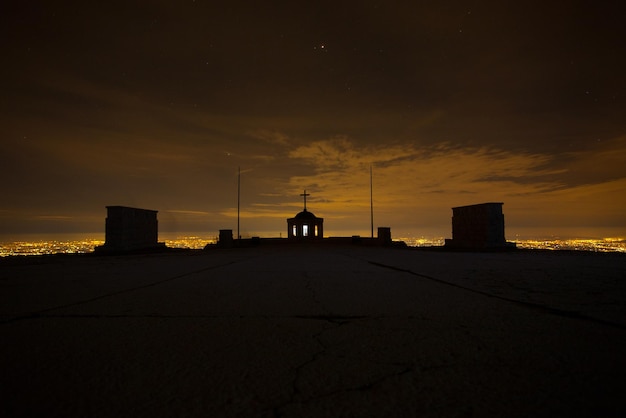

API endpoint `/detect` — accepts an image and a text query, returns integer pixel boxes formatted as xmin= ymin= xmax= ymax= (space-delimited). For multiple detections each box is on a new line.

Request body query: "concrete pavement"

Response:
xmin=1 ymin=247 xmax=625 ymax=417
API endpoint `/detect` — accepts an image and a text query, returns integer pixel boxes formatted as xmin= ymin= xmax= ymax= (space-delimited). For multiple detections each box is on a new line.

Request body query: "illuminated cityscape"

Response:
xmin=0 ymin=236 xmax=214 ymax=257
xmin=511 ymin=237 xmax=626 ymax=252
xmin=0 ymin=238 xmax=106 ymax=257
xmin=402 ymin=236 xmax=626 ymax=252
xmin=1 ymin=236 xmax=624 ymax=257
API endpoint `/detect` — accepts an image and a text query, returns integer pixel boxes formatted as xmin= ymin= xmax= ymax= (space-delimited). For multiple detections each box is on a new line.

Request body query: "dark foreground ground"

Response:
xmin=1 ymin=247 xmax=625 ymax=417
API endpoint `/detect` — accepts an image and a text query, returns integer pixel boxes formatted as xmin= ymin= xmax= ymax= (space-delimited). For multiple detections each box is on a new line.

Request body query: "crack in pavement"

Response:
xmin=294 ymin=314 xmax=370 ymax=324
xmin=271 ymin=317 xmax=344 ymax=417
xmin=0 ymin=259 xmax=243 ymax=325
xmin=0 ymin=313 xmax=432 ymax=322
xmin=301 ymin=271 xmax=330 ymax=315
xmin=8 ymin=314 xmax=375 ymax=321
xmin=272 ymin=355 xmax=415 ymax=417
xmin=367 ymin=260 xmax=626 ymax=331
xmin=269 ymin=312 xmax=420 ymax=417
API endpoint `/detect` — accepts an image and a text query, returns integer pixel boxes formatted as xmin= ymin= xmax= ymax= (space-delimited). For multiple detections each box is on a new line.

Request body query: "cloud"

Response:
xmin=287 ymin=137 xmax=557 ymax=198
xmin=559 ymin=136 xmax=626 ymax=185
xmin=248 ymin=129 xmax=292 ymax=146
xmin=164 ymin=210 xmax=213 ymax=216
xmin=283 ymin=136 xmax=626 ymax=231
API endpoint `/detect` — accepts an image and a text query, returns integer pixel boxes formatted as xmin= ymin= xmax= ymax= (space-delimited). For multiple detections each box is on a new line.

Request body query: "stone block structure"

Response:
xmin=378 ymin=227 xmax=392 ymax=245
xmin=218 ymin=229 xmax=234 ymax=248
xmin=445 ymin=202 xmax=513 ymax=249
xmin=98 ymin=206 xmax=162 ymax=252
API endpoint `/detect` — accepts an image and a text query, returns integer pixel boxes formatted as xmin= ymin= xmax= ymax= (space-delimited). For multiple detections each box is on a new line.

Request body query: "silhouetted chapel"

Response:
xmin=287 ymin=190 xmax=324 ymax=239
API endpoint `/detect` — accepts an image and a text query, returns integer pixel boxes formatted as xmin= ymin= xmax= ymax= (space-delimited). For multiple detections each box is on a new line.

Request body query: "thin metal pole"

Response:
xmin=370 ymin=165 xmax=374 ymax=238
xmin=237 ymin=166 xmax=240 ymax=240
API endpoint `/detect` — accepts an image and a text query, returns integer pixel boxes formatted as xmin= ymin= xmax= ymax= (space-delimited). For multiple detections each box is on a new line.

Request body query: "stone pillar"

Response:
xmin=378 ymin=227 xmax=392 ymax=245
xmin=218 ymin=229 xmax=234 ymax=248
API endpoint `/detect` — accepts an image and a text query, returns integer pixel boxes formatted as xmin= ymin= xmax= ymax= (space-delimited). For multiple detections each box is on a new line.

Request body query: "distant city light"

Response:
xmin=0 ymin=236 xmax=216 ymax=257
xmin=1 ymin=236 xmax=624 ymax=257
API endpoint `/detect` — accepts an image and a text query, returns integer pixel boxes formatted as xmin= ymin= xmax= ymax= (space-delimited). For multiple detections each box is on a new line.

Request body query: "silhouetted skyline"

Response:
xmin=1 ymin=1 xmax=625 ymax=238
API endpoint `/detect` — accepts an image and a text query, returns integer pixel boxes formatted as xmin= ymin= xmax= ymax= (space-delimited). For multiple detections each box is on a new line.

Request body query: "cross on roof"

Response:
xmin=300 ymin=190 xmax=310 ymax=210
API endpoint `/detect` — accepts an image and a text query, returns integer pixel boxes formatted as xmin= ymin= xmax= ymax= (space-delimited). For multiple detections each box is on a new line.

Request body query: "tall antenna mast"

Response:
xmin=370 ymin=165 xmax=374 ymax=238
xmin=237 ymin=166 xmax=241 ymax=240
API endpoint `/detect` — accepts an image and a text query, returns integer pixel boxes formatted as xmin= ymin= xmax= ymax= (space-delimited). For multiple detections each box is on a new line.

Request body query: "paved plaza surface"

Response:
xmin=1 ymin=247 xmax=625 ymax=417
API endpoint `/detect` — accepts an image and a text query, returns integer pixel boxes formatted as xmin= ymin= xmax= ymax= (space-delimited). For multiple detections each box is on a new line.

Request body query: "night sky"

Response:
xmin=2 ymin=1 xmax=625 ymax=239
